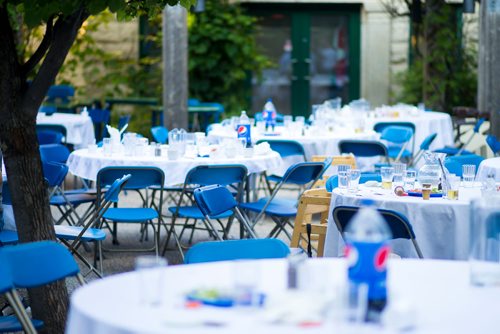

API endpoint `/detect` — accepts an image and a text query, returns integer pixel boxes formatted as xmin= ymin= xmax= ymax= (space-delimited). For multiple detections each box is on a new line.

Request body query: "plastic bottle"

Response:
xmin=237 ymin=110 xmax=252 ymax=147
xmin=81 ymin=106 xmax=89 ymax=118
xmin=344 ymin=199 xmax=392 ymax=322
xmin=262 ymin=98 xmax=277 ymax=131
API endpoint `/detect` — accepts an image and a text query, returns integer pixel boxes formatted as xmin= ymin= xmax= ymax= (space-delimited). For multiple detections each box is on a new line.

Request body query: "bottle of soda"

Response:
xmin=237 ymin=110 xmax=252 ymax=147
xmin=262 ymin=98 xmax=277 ymax=131
xmin=344 ymin=199 xmax=392 ymax=322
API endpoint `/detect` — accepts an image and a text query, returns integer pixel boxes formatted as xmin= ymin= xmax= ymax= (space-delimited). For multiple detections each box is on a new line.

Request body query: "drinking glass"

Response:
xmin=338 ymin=171 xmax=350 ymax=190
xmin=283 ymin=115 xmax=293 ymax=129
xmin=135 ymin=256 xmax=167 ymax=307
xmin=392 ymin=163 xmax=407 ymax=185
xmin=102 ymin=138 xmax=112 ymax=157
xmin=421 ymin=183 xmax=432 ymax=200
xmin=233 ymin=260 xmax=260 ymax=307
xmin=381 ymin=167 xmax=395 ymax=189
xmin=404 ymin=170 xmax=417 ymax=191
xmin=469 ymin=196 xmax=500 ymax=286
xmin=337 ymin=164 xmax=352 ymax=174
xmin=447 ymin=175 xmax=460 ymax=200
xmin=462 ymin=164 xmax=476 ymax=187
xmin=348 ymin=169 xmax=361 ymax=192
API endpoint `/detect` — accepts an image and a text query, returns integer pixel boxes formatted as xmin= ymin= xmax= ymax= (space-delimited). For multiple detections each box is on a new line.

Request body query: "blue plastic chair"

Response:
xmin=37 ymin=130 xmax=64 ymax=145
xmin=151 ymin=126 xmax=168 ymax=144
xmin=332 ymin=206 xmax=424 ymax=258
xmin=325 ymin=173 xmax=382 ymax=192
xmin=184 ymin=239 xmax=290 ymax=264
xmin=434 ymin=118 xmax=485 ymax=156
xmin=164 ymin=165 xmax=248 ymax=257
xmin=46 ymin=85 xmax=75 ymax=105
xmin=0 ymin=183 xmax=18 ymax=246
xmin=410 ymin=133 xmax=437 ymax=167
xmin=0 ymin=264 xmax=41 ymax=333
xmin=486 ymin=135 xmax=500 ymax=157
xmin=36 ymin=124 xmax=67 ymax=143
xmin=240 ymin=161 xmax=327 ymax=239
xmin=39 ymin=144 xmax=70 ymax=164
xmin=193 ymin=185 xmax=257 ymax=240
xmin=39 ymin=105 xmax=57 ymax=116
xmin=380 ymin=126 xmax=414 ymax=162
xmin=88 ymin=108 xmax=111 ymax=142
xmin=338 ymin=140 xmax=389 ymax=160
xmin=444 ymin=154 xmax=485 ymax=177
xmin=374 ymin=122 xmax=416 ymax=156
xmin=97 ymin=167 xmax=165 ymax=255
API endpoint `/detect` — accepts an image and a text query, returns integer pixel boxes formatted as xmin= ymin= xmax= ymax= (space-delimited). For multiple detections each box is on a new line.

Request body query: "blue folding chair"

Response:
xmin=36 ymin=124 xmax=67 ymax=144
xmin=444 ymin=154 xmax=485 ymax=177
xmin=163 ymin=165 xmax=248 ymax=257
xmin=325 ymin=173 xmax=382 ymax=192
xmin=338 ymin=140 xmax=390 ymax=172
xmin=374 ymin=122 xmax=416 ymax=155
xmin=39 ymin=144 xmax=70 ymax=164
xmin=434 ymin=118 xmax=485 ymax=156
xmin=184 ymin=239 xmax=290 ymax=264
xmin=409 ymin=133 xmax=437 ymax=167
xmin=97 ymin=167 xmax=165 ymax=255
xmin=332 ymin=206 xmax=424 ymax=258
xmin=37 ymin=130 xmax=64 ymax=145
xmin=380 ymin=126 xmax=414 ymax=162
xmin=0 ymin=264 xmax=40 ymax=333
xmin=193 ymin=185 xmax=257 ymax=240
xmin=240 ymin=161 xmax=327 ymax=239
xmin=46 ymin=85 xmax=75 ymax=105
xmin=151 ymin=126 xmax=168 ymax=144
xmin=55 ymin=174 xmax=131 ymax=277
xmin=486 ymin=135 xmax=500 ymax=157
xmin=0 ymin=183 xmax=18 ymax=246
xmin=39 ymin=105 xmax=56 ymax=116
xmin=88 ymin=108 xmax=111 ymax=142
xmin=255 ymin=139 xmax=307 ymax=193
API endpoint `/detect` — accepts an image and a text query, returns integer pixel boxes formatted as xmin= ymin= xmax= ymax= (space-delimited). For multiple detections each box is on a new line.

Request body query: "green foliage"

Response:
xmin=188 ymin=0 xmax=271 ymax=115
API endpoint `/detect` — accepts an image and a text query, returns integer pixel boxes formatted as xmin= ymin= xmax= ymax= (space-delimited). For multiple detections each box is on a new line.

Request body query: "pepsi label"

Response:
xmin=236 ymin=124 xmax=252 ymax=147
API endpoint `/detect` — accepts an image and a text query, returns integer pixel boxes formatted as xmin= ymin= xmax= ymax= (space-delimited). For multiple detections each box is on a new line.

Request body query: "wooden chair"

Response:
xmin=311 ymin=155 xmax=356 ymax=188
xmin=290 ymin=188 xmax=331 ymax=257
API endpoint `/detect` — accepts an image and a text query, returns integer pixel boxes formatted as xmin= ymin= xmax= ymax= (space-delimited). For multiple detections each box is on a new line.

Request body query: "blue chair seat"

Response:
xmin=49 ymin=193 xmax=96 ymax=206
xmin=168 ymin=206 xmax=233 ymax=220
xmin=54 ymin=225 xmax=106 ymax=242
xmin=0 ymin=230 xmax=18 ymax=245
xmin=240 ymin=199 xmax=297 ymax=217
xmin=103 ymin=208 xmax=158 ymax=222
xmin=0 ymin=315 xmax=44 ymax=332
xmin=387 ymin=147 xmax=412 ymax=159
xmin=433 ymin=147 xmax=473 ymax=155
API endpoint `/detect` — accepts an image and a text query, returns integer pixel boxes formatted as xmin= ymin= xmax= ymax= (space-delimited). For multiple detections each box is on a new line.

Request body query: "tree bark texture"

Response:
xmin=0 ymin=5 xmax=87 ymax=333
xmin=478 ymin=2 xmax=500 ymax=137
xmin=163 ymin=5 xmax=188 ymax=130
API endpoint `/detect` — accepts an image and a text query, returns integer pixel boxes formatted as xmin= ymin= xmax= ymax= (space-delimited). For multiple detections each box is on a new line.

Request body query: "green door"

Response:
xmin=248 ymin=4 xmax=361 ymax=117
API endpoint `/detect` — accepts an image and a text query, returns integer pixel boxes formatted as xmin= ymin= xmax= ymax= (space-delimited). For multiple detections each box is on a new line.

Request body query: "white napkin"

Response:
xmin=253 ymin=142 xmax=272 ymax=155
xmin=105 ymin=125 xmax=121 ymax=146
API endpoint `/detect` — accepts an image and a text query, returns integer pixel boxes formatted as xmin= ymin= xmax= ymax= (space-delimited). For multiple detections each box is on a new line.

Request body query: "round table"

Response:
xmin=66 ymin=258 xmax=500 ymax=334
xmin=324 ymin=185 xmax=476 ymax=260
xmin=67 ymin=149 xmax=283 ymax=186
xmin=37 ymin=112 xmax=95 ymax=148
xmin=477 ymin=157 xmax=500 ymax=182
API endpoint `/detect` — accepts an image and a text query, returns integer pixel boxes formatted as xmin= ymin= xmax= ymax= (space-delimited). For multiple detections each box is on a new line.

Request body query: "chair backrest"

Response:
xmin=420 ymin=133 xmax=437 ymax=150
xmin=89 ymin=108 xmax=111 ymax=141
xmin=46 ymin=85 xmax=74 ymax=104
xmin=42 ymin=161 xmax=68 ymax=188
xmin=39 ymin=105 xmax=57 ymax=116
xmin=373 ymin=122 xmax=416 ymax=134
xmin=185 ymin=165 xmax=248 ymax=187
xmin=194 ymin=185 xmax=238 ymax=217
xmin=281 ymin=161 xmax=325 ymax=186
xmin=39 ymin=144 xmax=71 ymax=164
xmin=104 ymin=174 xmax=132 ymax=203
xmin=36 ymin=124 xmax=67 ymax=139
xmin=151 ymin=126 xmax=168 ymax=144
xmin=256 ymin=139 xmax=306 ymax=160
xmin=332 ymin=206 xmax=416 ymax=240
xmin=474 ymin=118 xmax=486 ymax=133
xmin=380 ymin=126 xmax=413 ymax=144
xmin=118 ymin=115 xmax=131 ymax=130
xmin=486 ymin=135 xmax=500 ymax=155
xmin=97 ymin=166 xmax=164 ymax=190
xmin=37 ymin=130 xmax=64 ymax=145
xmin=444 ymin=154 xmax=485 ymax=177
xmin=184 ymin=239 xmax=290 ymax=264
xmin=0 ymin=241 xmax=80 ymax=288
xmin=325 ymin=173 xmax=382 ymax=192
xmin=338 ymin=140 xmax=389 ymax=159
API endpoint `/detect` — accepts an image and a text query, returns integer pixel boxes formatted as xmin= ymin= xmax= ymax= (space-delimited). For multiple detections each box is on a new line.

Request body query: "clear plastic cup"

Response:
xmin=348 ymin=169 xmax=361 ymax=192
xmin=462 ymin=164 xmax=476 ymax=187
xmin=381 ymin=167 xmax=395 ymax=189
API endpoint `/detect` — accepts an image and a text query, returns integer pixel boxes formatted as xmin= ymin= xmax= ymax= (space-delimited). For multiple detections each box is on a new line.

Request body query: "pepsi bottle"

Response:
xmin=344 ymin=199 xmax=391 ymax=322
xmin=237 ymin=110 xmax=252 ymax=147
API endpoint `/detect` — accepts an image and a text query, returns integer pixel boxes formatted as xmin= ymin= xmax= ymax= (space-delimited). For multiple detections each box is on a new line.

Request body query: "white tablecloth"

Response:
xmin=364 ymin=112 xmax=454 ymax=151
xmin=37 ymin=113 xmax=95 ymax=148
xmin=324 ymin=186 xmax=472 ymax=260
xmin=67 ymin=149 xmax=283 ymax=186
xmin=66 ymin=258 xmax=500 ymax=334
xmin=477 ymin=157 xmax=500 ymax=181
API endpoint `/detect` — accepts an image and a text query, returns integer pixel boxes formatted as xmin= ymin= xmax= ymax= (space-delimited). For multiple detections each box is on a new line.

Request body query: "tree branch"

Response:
xmin=22 ymin=7 xmax=89 ymax=117
xmin=21 ymin=16 xmax=54 ymax=77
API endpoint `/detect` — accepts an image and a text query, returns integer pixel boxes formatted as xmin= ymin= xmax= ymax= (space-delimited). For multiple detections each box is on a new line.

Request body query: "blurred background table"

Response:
xmin=37 ymin=112 xmax=95 ymax=149
xmin=324 ymin=185 xmax=472 ymax=260
xmin=67 ymin=258 xmax=500 ymax=334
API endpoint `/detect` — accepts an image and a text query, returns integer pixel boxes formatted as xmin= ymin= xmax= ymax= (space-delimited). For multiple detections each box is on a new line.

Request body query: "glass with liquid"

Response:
xmin=447 ymin=175 xmax=460 ymax=200
xmin=422 ymin=183 xmax=432 ymax=200
xmin=381 ymin=167 xmax=395 ymax=190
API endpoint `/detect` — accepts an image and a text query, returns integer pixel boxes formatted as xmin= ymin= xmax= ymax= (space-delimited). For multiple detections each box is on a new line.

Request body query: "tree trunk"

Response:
xmin=0 ymin=6 xmax=69 ymax=333
xmin=478 ymin=4 xmax=500 ymax=137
